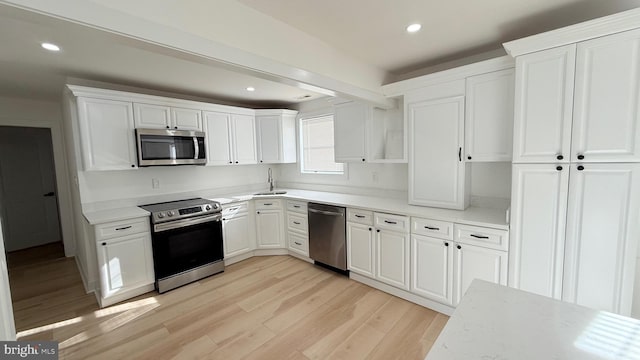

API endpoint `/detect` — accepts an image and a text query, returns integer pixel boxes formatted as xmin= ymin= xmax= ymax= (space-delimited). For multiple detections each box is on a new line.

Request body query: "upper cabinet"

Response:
xmin=255 ymin=109 xmax=297 ymax=164
xmin=133 ymin=103 xmax=203 ymax=131
xmin=203 ymin=111 xmax=257 ymax=166
xmin=333 ymin=100 xmax=406 ymax=163
xmin=76 ymin=97 xmax=138 ymax=171
xmin=465 ymin=69 xmax=515 ymax=162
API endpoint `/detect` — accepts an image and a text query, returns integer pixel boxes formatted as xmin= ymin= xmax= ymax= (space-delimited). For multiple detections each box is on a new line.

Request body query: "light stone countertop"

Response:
xmin=84 ymin=189 xmax=509 ymax=229
xmin=426 ymin=280 xmax=640 ymax=360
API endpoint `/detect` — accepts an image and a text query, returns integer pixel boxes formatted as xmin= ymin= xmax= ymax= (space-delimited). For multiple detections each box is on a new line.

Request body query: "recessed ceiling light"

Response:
xmin=246 ymin=87 xmax=255 ymax=92
xmin=41 ymin=42 xmax=60 ymax=51
xmin=406 ymin=23 xmax=422 ymax=33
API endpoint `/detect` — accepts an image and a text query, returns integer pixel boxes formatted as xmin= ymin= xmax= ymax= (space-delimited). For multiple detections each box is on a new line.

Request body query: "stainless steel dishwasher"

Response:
xmin=308 ymin=202 xmax=347 ymax=271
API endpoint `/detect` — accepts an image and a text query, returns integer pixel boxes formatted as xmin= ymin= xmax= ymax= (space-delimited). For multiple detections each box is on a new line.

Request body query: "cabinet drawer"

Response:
xmin=95 ymin=217 xmax=149 ymax=240
xmin=255 ymin=199 xmax=282 ymax=210
xmin=347 ymin=208 xmax=374 ymax=225
xmin=454 ymin=224 xmax=508 ymax=251
xmin=289 ymin=231 xmax=309 ymax=255
xmin=411 ymin=218 xmax=453 ymax=240
xmin=287 ymin=213 xmax=308 ymax=233
xmin=287 ymin=200 xmax=307 ymax=214
xmin=222 ymin=202 xmax=248 ymax=216
xmin=374 ymin=213 xmax=409 ymax=233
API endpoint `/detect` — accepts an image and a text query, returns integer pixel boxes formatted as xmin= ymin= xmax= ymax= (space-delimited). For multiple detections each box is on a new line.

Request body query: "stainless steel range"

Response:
xmin=140 ymin=198 xmax=224 ymax=293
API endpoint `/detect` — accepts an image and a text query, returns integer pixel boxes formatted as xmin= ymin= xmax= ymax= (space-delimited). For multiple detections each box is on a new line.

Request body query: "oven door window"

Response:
xmin=151 ymin=219 xmax=223 ymax=280
xmin=139 ymin=135 xmax=198 ymax=160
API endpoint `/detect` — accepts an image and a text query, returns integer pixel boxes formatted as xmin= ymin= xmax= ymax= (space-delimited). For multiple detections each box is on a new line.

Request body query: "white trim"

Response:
xmin=297 ymin=114 xmax=347 ymax=177
xmin=503 ymin=7 xmax=640 ymax=57
xmin=0 ymin=219 xmax=16 ymax=341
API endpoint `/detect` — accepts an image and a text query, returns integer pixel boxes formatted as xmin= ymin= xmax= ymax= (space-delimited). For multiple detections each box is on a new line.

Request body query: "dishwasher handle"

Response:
xmin=308 ymin=208 xmax=345 ymax=217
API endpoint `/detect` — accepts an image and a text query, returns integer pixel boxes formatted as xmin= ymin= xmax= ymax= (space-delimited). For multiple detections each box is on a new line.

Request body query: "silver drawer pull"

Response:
xmin=425 ymin=226 xmax=440 ymax=230
xmin=294 ymin=242 xmax=302 ymax=246
xmin=115 ymin=226 xmax=132 ymax=231
xmin=293 ymin=221 xmax=301 ymax=225
xmin=355 ymin=214 xmax=366 ymax=218
xmin=384 ymin=220 xmax=397 ymax=224
xmin=470 ymin=234 xmax=489 ymax=239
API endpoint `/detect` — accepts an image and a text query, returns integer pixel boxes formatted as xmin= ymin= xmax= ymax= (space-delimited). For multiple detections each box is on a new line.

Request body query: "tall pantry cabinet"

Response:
xmin=507 ymin=25 xmax=640 ymax=316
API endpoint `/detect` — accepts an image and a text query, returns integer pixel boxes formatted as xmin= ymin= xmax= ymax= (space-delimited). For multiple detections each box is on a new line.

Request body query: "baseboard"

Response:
xmin=349 ymin=273 xmax=455 ymax=316
xmin=253 ymin=249 xmax=289 ymax=256
xmin=74 ymin=256 xmax=94 ymax=294
xmin=224 ymin=251 xmax=255 ymax=266
xmin=287 ymin=251 xmax=313 ymax=264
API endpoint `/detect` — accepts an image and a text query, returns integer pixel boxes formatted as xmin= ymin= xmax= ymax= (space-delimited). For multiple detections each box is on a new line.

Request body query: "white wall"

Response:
xmin=0 ymin=216 xmax=16 ymax=341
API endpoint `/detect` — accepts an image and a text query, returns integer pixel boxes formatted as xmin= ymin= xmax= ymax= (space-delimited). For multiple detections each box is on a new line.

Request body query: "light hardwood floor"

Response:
xmin=10 ymin=255 xmax=448 ymax=359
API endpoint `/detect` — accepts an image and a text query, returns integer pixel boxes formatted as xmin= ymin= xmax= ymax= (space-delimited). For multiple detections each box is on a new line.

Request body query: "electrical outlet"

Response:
xmin=152 ymin=178 xmax=160 ymax=189
xmin=372 ymin=171 xmax=379 ymax=183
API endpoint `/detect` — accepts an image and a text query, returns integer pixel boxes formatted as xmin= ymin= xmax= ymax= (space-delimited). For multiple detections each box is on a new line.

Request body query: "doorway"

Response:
xmin=0 ymin=126 xmax=63 ymax=267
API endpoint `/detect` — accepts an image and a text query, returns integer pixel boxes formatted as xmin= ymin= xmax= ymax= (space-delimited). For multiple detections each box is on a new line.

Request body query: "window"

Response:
xmin=299 ymin=115 xmax=344 ymax=174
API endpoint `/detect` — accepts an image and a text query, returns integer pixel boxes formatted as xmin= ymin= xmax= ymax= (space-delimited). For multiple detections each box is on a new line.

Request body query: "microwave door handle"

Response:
xmin=193 ymin=137 xmax=199 ymax=159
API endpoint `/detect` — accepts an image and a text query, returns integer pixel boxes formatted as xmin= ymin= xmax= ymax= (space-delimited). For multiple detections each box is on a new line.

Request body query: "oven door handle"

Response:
xmin=154 ymin=214 xmax=221 ymax=232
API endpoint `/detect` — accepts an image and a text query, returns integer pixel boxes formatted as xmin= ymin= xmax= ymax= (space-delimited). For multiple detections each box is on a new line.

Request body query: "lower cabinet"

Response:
xmin=94 ymin=216 xmax=154 ymax=307
xmin=411 ymin=234 xmax=454 ymax=305
xmin=222 ymin=202 xmax=253 ymax=258
xmin=376 ymin=228 xmax=410 ymax=291
xmin=347 ymin=222 xmax=375 ymax=278
xmin=286 ymin=201 xmax=309 ymax=257
xmin=452 ymin=243 xmax=507 ymax=305
xmin=255 ymin=199 xmax=285 ymax=249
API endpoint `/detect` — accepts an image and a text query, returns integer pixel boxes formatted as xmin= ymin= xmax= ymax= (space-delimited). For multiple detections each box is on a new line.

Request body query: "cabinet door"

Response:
xmin=171 ymin=107 xmax=203 ymax=131
xmin=465 ymin=69 xmax=514 ymax=162
xmin=408 ymin=96 xmax=468 ymax=210
xmin=231 ymin=114 xmax=258 ymax=165
xmin=334 ymin=102 xmax=367 ymax=162
xmin=203 ymin=111 xmax=233 ymax=166
xmin=563 ymin=163 xmax=640 ymax=315
xmin=223 ymin=213 xmax=252 ymax=258
xmin=77 ymin=97 xmax=137 ymax=170
xmin=97 ymin=233 xmax=154 ymax=298
xmin=375 ymin=230 xmax=410 ymax=291
xmin=453 ymin=244 xmax=507 ymax=306
xmin=255 ymin=210 xmax=284 ymax=248
xmin=256 ymin=115 xmax=282 ymax=164
xmin=509 ymin=164 xmax=569 ymax=299
xmin=347 ymin=222 xmax=375 ymax=278
xmin=572 ymin=28 xmax=640 ymax=163
xmin=513 ymin=45 xmax=576 ymax=163
xmin=133 ymin=103 xmax=171 ymax=129
xmin=411 ymin=234 xmax=453 ymax=305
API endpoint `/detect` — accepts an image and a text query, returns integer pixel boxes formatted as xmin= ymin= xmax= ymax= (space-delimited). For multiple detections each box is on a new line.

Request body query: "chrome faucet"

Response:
xmin=268 ymin=168 xmax=274 ymax=192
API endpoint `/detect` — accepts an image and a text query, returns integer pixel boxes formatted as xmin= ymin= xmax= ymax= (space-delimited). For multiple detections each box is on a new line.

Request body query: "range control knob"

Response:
xmin=157 ymin=212 xmax=165 ymax=219
xmin=205 ymin=205 xmax=212 ymax=211
xmin=167 ymin=211 xmax=175 ymax=217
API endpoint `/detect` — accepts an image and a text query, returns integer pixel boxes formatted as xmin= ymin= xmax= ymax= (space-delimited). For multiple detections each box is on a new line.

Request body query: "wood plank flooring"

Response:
xmin=10 ymin=255 xmax=448 ymax=359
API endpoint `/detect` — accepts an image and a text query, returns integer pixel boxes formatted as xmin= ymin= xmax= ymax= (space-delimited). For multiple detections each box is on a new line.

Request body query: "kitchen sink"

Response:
xmin=254 ymin=191 xmax=287 ymax=196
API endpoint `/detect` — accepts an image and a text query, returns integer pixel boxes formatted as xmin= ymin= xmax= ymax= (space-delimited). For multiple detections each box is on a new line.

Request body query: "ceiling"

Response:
xmin=0 ymin=1 xmax=639 ymax=106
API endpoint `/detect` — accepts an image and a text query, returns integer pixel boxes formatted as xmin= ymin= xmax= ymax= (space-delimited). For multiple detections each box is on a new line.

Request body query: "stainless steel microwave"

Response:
xmin=136 ymin=128 xmax=206 ymax=166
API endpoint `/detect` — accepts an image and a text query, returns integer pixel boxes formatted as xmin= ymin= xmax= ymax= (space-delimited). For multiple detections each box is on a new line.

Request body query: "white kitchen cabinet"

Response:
xmin=347 ymin=222 xmax=375 ymax=278
xmin=133 ymin=103 xmax=203 ymax=131
xmin=408 ymin=95 xmax=469 ymax=210
xmin=453 ymin=242 xmax=507 ymax=306
xmin=334 ymin=101 xmax=368 ymax=163
xmin=571 ymin=28 xmax=640 ymax=163
xmin=255 ymin=110 xmax=297 ymax=164
xmin=376 ymin=229 xmax=410 ymax=291
xmin=94 ymin=217 xmax=154 ymax=307
xmin=203 ymin=111 xmax=257 ymax=166
xmin=411 ymin=234 xmax=453 ymax=305
xmin=77 ymin=97 xmax=138 ymax=171
xmin=255 ymin=200 xmax=285 ymax=249
xmin=286 ymin=200 xmax=309 ymax=257
xmin=509 ymin=164 xmax=569 ymax=299
xmin=465 ymin=69 xmax=514 ymax=162
xmin=562 ymin=163 xmax=640 ymax=315
xmin=222 ymin=202 xmax=253 ymax=258
xmin=512 ymin=45 xmax=576 ymax=163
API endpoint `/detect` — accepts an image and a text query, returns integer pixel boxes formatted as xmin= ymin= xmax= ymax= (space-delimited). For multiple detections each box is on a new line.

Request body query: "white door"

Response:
xmin=203 ymin=111 xmax=232 ymax=166
xmin=77 ymin=97 xmax=137 ymax=170
xmin=256 ymin=115 xmax=282 ymax=164
xmin=133 ymin=103 xmax=171 ymax=129
xmin=408 ymin=96 xmax=467 ymax=210
xmin=334 ymin=102 xmax=367 ymax=162
xmin=375 ymin=230 xmax=410 ymax=290
xmin=563 ymin=163 xmax=640 ymax=315
xmin=453 ymin=244 xmax=507 ymax=306
xmin=346 ymin=222 xmax=374 ymax=278
xmin=255 ymin=210 xmax=283 ymax=248
xmin=571 ymin=28 xmax=640 ymax=163
xmin=171 ymin=107 xmax=203 ymax=131
xmin=509 ymin=164 xmax=569 ymax=299
xmin=231 ymin=114 xmax=257 ymax=165
xmin=97 ymin=233 xmax=154 ymax=299
xmin=0 ymin=127 xmax=61 ymax=252
xmin=465 ymin=69 xmax=515 ymax=162
xmin=223 ymin=213 xmax=251 ymax=258
xmin=411 ymin=234 xmax=453 ymax=305
xmin=512 ymin=45 xmax=576 ymax=163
